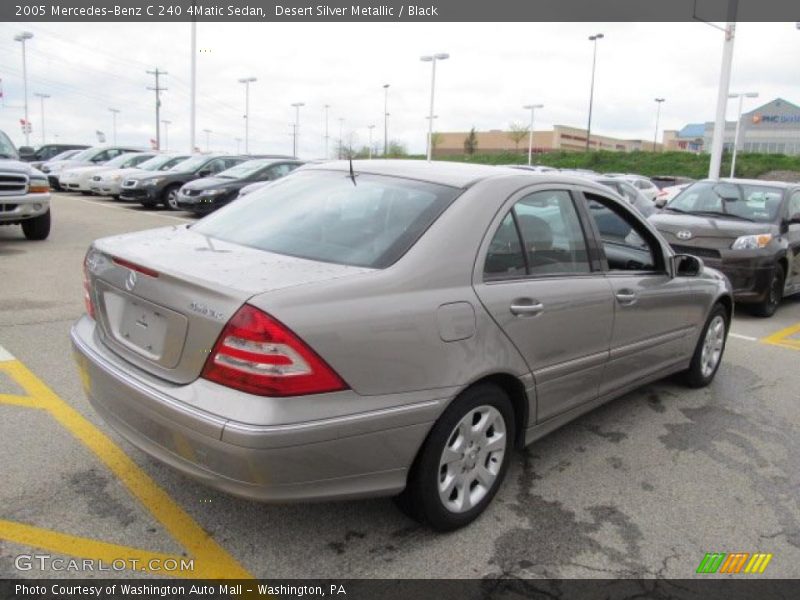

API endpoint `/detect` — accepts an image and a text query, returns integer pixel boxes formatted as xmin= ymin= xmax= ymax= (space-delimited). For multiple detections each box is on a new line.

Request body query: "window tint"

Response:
xmin=585 ymin=194 xmax=659 ymax=272
xmin=484 ymin=212 xmax=526 ymax=280
xmin=267 ymin=164 xmax=293 ymax=179
xmin=192 ymin=171 xmax=460 ymax=269
xmin=484 ymin=190 xmax=591 ymax=280
xmin=205 ymin=159 xmax=226 ymax=174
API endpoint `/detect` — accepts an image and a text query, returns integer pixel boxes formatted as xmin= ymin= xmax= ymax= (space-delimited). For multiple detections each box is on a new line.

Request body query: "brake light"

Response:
xmin=83 ymin=253 xmax=95 ymax=319
xmin=202 ymin=304 xmax=348 ymax=397
xmin=112 ymin=257 xmax=159 ymax=278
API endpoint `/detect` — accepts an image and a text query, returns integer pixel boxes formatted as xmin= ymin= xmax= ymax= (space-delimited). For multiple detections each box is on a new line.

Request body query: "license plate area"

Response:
xmin=96 ymin=280 xmax=188 ymax=368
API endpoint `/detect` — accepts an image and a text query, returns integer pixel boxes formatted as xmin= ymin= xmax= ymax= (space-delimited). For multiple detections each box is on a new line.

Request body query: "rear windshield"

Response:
xmin=192 ymin=170 xmax=460 ymax=268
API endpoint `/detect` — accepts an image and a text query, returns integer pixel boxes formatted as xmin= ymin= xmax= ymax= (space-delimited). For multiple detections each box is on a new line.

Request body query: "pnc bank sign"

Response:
xmin=752 ymin=113 xmax=800 ymax=125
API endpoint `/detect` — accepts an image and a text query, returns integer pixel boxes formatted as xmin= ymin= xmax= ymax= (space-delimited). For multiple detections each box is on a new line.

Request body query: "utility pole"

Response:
xmin=368 ymin=125 xmax=375 ymax=159
xmin=161 ymin=119 xmax=171 ymax=151
xmin=708 ymin=0 xmax=738 ymax=180
xmin=383 ymin=84 xmax=390 ymax=156
xmin=291 ymin=102 xmax=304 ymax=158
xmin=523 ymin=104 xmax=543 ymax=165
xmin=323 ymin=104 xmax=330 ymax=159
xmin=238 ymin=77 xmax=257 ymax=153
xmin=108 ymin=108 xmax=120 ymax=145
xmin=146 ymin=68 xmax=168 ymax=150
xmin=586 ymin=33 xmax=604 ymax=152
xmin=14 ymin=32 xmax=33 ymax=147
xmin=653 ymin=98 xmax=665 ymax=152
xmin=190 ymin=9 xmax=197 ymax=153
xmin=34 ymin=93 xmax=50 ymax=145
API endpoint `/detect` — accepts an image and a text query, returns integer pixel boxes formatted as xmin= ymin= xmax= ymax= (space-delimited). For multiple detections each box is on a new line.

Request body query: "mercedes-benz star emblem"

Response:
xmin=676 ymin=230 xmax=693 ymax=241
xmin=125 ymin=270 xmax=137 ymax=291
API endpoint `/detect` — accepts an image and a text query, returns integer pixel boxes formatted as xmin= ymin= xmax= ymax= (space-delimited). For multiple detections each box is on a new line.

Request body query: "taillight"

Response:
xmin=83 ymin=253 xmax=95 ymax=319
xmin=202 ymin=304 xmax=348 ymax=397
xmin=112 ymin=256 xmax=159 ymax=278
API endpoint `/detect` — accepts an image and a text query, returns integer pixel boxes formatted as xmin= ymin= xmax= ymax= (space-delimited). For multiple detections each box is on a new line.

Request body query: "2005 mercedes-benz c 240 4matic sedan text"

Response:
xmin=71 ymin=161 xmax=733 ymax=530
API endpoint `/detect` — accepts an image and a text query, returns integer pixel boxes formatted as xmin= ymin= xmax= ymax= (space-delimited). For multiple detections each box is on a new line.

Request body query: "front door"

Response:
xmin=473 ymin=188 xmax=614 ymax=423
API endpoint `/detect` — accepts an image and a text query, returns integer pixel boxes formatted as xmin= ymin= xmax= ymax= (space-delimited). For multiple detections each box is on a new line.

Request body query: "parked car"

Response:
xmin=73 ymin=160 xmax=732 ymax=530
xmin=650 ymin=178 xmax=800 ymax=317
xmin=564 ymin=172 xmax=656 ymax=218
xmin=655 ymin=183 xmax=692 ymax=208
xmin=607 ymin=174 xmax=660 ymax=202
xmin=0 ymin=129 xmax=52 ymax=240
xmin=119 ymin=154 xmax=246 ymax=209
xmin=19 ymin=143 xmax=89 ymax=166
xmin=90 ymin=154 xmax=190 ymax=199
xmin=651 ymin=175 xmax=695 ymax=190
xmin=59 ymin=152 xmax=157 ymax=194
xmin=176 ymin=158 xmax=304 ymax=215
xmin=40 ymin=145 xmax=144 ymax=190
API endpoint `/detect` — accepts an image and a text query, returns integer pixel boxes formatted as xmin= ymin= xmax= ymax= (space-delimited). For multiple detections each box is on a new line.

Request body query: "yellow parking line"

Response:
xmin=761 ymin=322 xmax=800 ymax=351
xmin=0 ymin=348 xmax=252 ymax=579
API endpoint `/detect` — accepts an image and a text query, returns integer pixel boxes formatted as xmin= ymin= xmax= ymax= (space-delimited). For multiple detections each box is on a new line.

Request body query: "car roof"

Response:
xmin=700 ymin=177 xmax=795 ymax=189
xmin=300 ymin=159 xmax=610 ymax=189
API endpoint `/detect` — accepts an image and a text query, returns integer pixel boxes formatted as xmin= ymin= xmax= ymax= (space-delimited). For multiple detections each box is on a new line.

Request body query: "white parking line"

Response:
xmin=729 ymin=333 xmax=758 ymax=341
xmin=0 ymin=345 xmax=15 ymax=362
xmin=57 ymin=195 xmax=192 ymax=223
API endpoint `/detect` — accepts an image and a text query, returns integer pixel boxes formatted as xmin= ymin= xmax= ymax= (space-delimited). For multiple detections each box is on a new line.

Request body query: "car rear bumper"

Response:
xmin=70 ymin=315 xmax=443 ymax=502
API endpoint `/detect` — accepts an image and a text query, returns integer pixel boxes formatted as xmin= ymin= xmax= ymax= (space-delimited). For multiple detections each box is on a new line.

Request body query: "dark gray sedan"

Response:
xmin=71 ymin=161 xmax=732 ymax=530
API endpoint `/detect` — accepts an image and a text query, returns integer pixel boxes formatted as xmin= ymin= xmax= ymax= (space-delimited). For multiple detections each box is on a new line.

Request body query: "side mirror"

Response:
xmin=197 ymin=169 xmax=211 ymax=177
xmin=18 ymin=146 xmax=35 ymax=157
xmin=673 ymin=254 xmax=702 ymax=277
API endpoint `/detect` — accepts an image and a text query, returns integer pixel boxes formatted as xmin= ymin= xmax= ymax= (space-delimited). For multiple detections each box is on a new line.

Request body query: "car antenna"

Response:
xmin=348 ymin=156 xmax=357 ymax=186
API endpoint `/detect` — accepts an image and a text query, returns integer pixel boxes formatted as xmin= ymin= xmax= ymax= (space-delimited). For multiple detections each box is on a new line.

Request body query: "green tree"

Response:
xmin=386 ymin=140 xmax=408 ymax=158
xmin=464 ymin=127 xmax=478 ymax=155
xmin=430 ymin=132 xmax=444 ymax=154
xmin=508 ymin=122 xmax=529 ymax=152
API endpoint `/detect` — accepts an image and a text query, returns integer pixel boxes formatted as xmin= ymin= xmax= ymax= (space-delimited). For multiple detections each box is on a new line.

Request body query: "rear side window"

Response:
xmin=192 ymin=171 xmax=460 ymax=268
xmin=484 ymin=190 xmax=591 ymax=280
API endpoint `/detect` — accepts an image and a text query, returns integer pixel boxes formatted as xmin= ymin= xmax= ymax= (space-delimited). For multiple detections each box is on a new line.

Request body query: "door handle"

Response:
xmin=510 ymin=300 xmax=544 ymax=317
xmin=615 ymin=290 xmax=637 ymax=305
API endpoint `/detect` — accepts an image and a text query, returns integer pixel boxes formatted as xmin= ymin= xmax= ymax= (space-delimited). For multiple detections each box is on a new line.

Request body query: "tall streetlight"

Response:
xmin=729 ymin=92 xmax=758 ymax=177
xmin=203 ymin=128 xmax=212 ymax=152
xmin=161 ymin=119 xmax=171 ymax=151
xmin=238 ymin=77 xmax=257 ymax=154
xmin=585 ymin=33 xmax=604 ymax=152
xmin=34 ymin=93 xmax=50 ymax=145
xmin=383 ymin=84 xmax=390 ymax=156
xmin=367 ymin=125 xmax=376 ymax=159
xmin=523 ymin=104 xmax=544 ymax=165
xmin=14 ymin=31 xmax=34 ymax=147
xmin=323 ymin=104 xmax=331 ymax=159
xmin=108 ymin=108 xmax=120 ymax=145
xmin=291 ymin=102 xmax=305 ymax=158
xmin=653 ymin=98 xmax=665 ymax=152
xmin=420 ymin=53 xmax=449 ymax=162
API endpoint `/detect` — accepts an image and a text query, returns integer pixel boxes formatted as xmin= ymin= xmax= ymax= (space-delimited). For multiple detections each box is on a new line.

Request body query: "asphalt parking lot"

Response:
xmin=1 ymin=192 xmax=799 ymax=580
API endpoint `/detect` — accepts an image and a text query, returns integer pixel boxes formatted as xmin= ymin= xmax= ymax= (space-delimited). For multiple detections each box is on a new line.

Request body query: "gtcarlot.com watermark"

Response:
xmin=14 ymin=553 xmax=194 ymax=573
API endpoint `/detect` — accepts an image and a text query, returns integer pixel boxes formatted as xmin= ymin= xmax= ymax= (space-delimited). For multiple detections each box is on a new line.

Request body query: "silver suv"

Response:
xmin=0 ymin=130 xmax=51 ymax=240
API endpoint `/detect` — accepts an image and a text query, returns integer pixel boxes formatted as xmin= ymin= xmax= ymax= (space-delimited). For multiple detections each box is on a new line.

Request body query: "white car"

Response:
xmin=40 ymin=145 xmax=144 ymax=190
xmin=654 ymin=183 xmax=691 ymax=207
xmin=90 ymin=154 xmax=189 ymax=199
xmin=607 ymin=174 xmax=660 ymax=202
xmin=59 ymin=152 xmax=156 ymax=194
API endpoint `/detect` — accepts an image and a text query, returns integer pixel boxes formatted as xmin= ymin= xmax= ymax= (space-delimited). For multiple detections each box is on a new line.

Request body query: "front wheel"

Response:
xmin=163 ymin=185 xmax=181 ymax=210
xmin=750 ymin=264 xmax=784 ymax=318
xmin=395 ymin=383 xmax=514 ymax=531
xmin=683 ymin=303 xmax=728 ymax=388
xmin=21 ymin=209 xmax=51 ymax=240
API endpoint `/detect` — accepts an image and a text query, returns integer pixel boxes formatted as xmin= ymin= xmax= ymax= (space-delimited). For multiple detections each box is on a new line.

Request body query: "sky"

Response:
xmin=0 ymin=21 xmax=798 ymax=157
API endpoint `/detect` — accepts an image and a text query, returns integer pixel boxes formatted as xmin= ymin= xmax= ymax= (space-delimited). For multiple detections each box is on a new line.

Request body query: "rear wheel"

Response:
xmin=163 ymin=185 xmax=181 ymax=210
xmin=750 ymin=264 xmax=784 ymax=318
xmin=395 ymin=383 xmax=514 ymax=531
xmin=21 ymin=209 xmax=51 ymax=241
xmin=683 ymin=303 xmax=728 ymax=388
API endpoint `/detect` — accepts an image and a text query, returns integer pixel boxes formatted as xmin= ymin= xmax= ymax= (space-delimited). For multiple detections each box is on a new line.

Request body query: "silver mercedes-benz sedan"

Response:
xmin=71 ymin=160 xmax=732 ymax=530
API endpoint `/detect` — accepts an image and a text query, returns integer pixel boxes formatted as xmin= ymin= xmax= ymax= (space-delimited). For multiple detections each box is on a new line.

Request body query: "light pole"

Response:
xmin=108 ymin=108 xmax=120 ymax=145
xmin=291 ymin=102 xmax=305 ymax=158
xmin=338 ymin=118 xmax=345 ymax=159
xmin=203 ymin=128 xmax=211 ymax=152
xmin=323 ymin=104 xmax=330 ymax=159
xmin=238 ymin=77 xmax=256 ymax=154
xmin=420 ymin=53 xmax=449 ymax=161
xmin=14 ymin=31 xmax=34 ymax=147
xmin=708 ymin=1 xmax=738 ymax=180
xmin=523 ymin=104 xmax=543 ymax=165
xmin=161 ymin=119 xmax=171 ymax=151
xmin=383 ymin=84 xmax=390 ymax=156
xmin=34 ymin=93 xmax=50 ymax=145
xmin=729 ymin=91 xmax=758 ymax=177
xmin=653 ymin=98 xmax=665 ymax=152
xmin=586 ymin=33 xmax=604 ymax=152
xmin=367 ymin=125 xmax=375 ymax=159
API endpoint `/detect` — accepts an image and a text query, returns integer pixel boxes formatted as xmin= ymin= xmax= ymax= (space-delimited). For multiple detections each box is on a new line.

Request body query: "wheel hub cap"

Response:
xmin=700 ymin=315 xmax=725 ymax=378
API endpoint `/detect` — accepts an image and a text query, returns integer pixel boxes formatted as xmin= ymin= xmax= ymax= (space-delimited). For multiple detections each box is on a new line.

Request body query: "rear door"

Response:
xmin=785 ymin=190 xmax=800 ymax=293
xmin=580 ymin=191 xmax=697 ymax=397
xmin=473 ymin=188 xmax=614 ymax=422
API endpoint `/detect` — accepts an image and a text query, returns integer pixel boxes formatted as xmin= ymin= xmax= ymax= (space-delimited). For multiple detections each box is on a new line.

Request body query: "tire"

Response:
xmin=395 ymin=383 xmax=515 ymax=531
xmin=683 ymin=303 xmax=728 ymax=388
xmin=21 ymin=209 xmax=51 ymax=241
xmin=80 ymin=191 xmax=92 ymax=196
xmin=162 ymin=185 xmax=181 ymax=210
xmin=750 ymin=264 xmax=784 ymax=318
